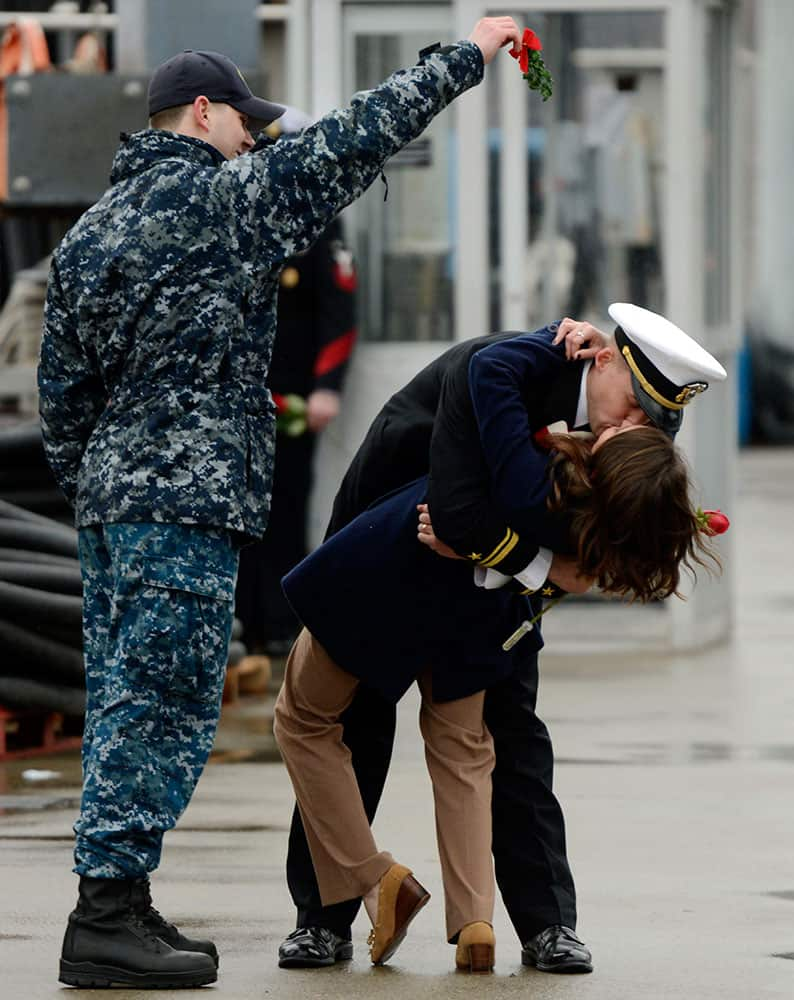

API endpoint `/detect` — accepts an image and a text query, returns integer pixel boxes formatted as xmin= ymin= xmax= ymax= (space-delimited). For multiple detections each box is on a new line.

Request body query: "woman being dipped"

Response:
xmin=273 ymin=425 xmax=719 ymax=973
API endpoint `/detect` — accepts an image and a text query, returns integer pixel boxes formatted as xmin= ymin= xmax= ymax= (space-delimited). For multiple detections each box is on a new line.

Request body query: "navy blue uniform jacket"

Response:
xmin=283 ymin=328 xmax=584 ymax=703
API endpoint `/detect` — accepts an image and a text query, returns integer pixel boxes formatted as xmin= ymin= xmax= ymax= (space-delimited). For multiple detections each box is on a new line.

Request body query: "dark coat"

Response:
xmin=284 ymin=327 xmax=586 ymax=703
xmin=328 ymin=325 xmax=585 ymax=565
xmin=268 ymin=218 xmax=356 ymax=398
xmin=283 ymin=475 xmax=570 ymax=703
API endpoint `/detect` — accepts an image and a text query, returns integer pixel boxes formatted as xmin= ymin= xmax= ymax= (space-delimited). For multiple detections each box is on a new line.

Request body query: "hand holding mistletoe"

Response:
xmin=510 ymin=27 xmax=553 ymax=101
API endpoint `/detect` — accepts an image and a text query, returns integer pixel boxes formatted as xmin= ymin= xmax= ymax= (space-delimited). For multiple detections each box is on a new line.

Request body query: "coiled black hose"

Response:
xmin=0 ymin=519 xmax=79 ymax=559
xmin=0 ymin=547 xmax=78 ymax=568
xmin=0 ymin=579 xmax=83 ymax=629
xmin=0 ymin=675 xmax=85 ymax=716
xmin=0 ymin=422 xmax=46 ymax=462
xmin=0 ymin=561 xmax=83 ymax=596
xmin=0 ymin=619 xmax=84 ymax=684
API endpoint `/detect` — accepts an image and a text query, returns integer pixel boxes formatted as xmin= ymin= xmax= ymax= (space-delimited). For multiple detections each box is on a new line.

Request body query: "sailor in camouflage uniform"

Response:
xmin=38 ymin=17 xmax=527 ymax=988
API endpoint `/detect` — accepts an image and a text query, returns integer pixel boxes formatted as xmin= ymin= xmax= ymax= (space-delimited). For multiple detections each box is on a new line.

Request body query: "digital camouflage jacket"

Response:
xmin=38 ymin=41 xmax=483 ymax=538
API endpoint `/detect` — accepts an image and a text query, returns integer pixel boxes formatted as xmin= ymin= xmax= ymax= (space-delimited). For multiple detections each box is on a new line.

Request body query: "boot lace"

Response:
xmin=135 ymin=881 xmax=175 ymax=934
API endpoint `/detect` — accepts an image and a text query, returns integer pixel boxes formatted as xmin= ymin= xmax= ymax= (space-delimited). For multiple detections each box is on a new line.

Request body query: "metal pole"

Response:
xmin=454 ymin=0 xmax=488 ymax=342
xmin=310 ymin=0 xmax=343 ymax=117
xmin=498 ymin=16 xmax=528 ymax=331
xmin=285 ymin=0 xmax=310 ymax=112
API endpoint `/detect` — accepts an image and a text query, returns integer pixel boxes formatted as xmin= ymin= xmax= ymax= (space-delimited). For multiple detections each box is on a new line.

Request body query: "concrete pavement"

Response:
xmin=1 ymin=447 xmax=793 ymax=998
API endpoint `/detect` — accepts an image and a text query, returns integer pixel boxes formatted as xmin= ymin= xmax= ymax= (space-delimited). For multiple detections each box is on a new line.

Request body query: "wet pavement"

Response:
xmin=1 ymin=447 xmax=793 ymax=998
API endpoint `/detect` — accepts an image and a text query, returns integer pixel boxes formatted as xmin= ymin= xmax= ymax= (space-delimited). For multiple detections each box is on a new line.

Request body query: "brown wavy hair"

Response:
xmin=547 ymin=427 xmax=720 ymax=602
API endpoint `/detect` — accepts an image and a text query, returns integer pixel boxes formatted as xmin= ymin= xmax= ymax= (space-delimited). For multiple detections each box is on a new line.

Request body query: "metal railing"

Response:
xmin=0 ymin=7 xmax=117 ymax=65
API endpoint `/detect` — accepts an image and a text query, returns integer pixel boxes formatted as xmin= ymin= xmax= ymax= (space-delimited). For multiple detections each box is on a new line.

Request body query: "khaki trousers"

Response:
xmin=274 ymin=628 xmax=496 ymax=940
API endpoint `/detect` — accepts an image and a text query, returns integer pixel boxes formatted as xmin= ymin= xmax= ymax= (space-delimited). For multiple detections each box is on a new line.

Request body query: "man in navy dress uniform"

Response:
xmin=278 ymin=304 xmax=727 ymax=972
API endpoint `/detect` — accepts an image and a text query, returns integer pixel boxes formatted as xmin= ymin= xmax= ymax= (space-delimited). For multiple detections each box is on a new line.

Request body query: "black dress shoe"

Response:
xmin=278 ymin=926 xmax=353 ymax=968
xmin=521 ymin=925 xmax=593 ymax=974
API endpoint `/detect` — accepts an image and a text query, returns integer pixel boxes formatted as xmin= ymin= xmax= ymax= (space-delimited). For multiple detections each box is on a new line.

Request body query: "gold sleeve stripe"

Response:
xmin=479 ymin=528 xmax=514 ymax=567
xmin=621 ymin=345 xmax=686 ymax=411
xmin=478 ymin=529 xmax=512 ymax=566
xmin=481 ymin=528 xmax=519 ymax=567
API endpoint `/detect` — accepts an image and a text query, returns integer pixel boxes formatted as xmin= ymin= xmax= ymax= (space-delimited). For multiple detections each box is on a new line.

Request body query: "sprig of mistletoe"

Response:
xmin=511 ymin=28 xmax=553 ymax=102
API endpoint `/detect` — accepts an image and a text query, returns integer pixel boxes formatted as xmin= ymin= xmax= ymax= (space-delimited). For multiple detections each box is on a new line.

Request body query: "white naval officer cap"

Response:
xmin=608 ymin=302 xmax=727 ymax=438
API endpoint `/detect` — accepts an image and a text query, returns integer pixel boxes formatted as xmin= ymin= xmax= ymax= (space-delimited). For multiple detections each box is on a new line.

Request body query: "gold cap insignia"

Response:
xmin=675 ymin=382 xmax=708 ymax=405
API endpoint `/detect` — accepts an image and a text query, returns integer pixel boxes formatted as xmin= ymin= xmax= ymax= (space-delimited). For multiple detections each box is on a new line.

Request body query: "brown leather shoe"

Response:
xmin=367 ymin=864 xmax=430 ymax=965
xmin=455 ymin=921 xmax=495 ymax=973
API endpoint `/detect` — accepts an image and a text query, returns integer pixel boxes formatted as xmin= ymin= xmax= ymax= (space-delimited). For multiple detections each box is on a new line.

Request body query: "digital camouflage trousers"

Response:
xmin=75 ymin=522 xmax=240 ymax=878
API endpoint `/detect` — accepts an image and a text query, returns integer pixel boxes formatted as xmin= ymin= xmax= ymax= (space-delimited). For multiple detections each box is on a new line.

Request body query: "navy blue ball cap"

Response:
xmin=148 ymin=49 xmax=285 ymax=131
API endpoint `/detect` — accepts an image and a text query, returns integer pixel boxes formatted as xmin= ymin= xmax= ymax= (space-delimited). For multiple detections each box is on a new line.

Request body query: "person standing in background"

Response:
xmin=235 ymin=110 xmax=357 ymax=655
xmin=235 ymin=194 xmax=357 ymax=656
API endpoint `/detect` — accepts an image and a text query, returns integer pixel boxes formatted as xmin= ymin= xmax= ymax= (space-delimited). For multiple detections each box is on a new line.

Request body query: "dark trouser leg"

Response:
xmin=235 ymin=433 xmax=315 ymax=648
xmin=234 ymin=539 xmax=268 ymax=651
xmin=239 ymin=432 xmax=315 ymax=646
xmin=286 ymin=684 xmax=397 ymax=937
xmin=484 ymin=652 xmax=577 ymax=943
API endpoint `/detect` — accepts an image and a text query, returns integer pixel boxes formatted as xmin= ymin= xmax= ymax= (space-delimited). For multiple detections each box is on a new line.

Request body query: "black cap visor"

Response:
xmin=147 ymin=50 xmax=285 ymax=133
xmin=630 ymin=372 xmax=682 ymax=439
xmin=230 ymin=95 xmax=285 ymax=133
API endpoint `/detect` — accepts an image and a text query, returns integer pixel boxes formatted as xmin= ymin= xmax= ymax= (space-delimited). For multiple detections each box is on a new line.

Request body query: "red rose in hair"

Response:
xmin=696 ymin=507 xmax=730 ymax=535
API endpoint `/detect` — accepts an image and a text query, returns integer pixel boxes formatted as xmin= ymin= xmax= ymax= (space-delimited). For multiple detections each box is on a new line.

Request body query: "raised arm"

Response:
xmin=425 ymin=327 xmax=571 ymax=583
xmin=425 ymin=330 xmax=560 ymax=574
xmin=215 ymin=40 xmax=482 ymax=267
xmin=466 ymin=328 xmax=565 ymax=513
xmin=215 ymin=18 xmax=525 ymax=269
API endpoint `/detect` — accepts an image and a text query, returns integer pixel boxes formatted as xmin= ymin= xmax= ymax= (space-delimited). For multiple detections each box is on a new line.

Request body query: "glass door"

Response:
xmin=342 ymin=4 xmax=455 ymax=343
xmin=487 ymin=7 xmax=667 ymax=332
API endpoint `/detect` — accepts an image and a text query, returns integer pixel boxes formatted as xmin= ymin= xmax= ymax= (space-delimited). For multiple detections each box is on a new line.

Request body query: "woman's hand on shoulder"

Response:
xmin=553 ymin=318 xmax=607 ymax=361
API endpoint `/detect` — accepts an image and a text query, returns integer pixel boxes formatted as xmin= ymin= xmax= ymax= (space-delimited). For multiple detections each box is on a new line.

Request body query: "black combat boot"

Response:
xmin=59 ymin=876 xmax=217 ymax=988
xmin=130 ymin=877 xmax=219 ymax=968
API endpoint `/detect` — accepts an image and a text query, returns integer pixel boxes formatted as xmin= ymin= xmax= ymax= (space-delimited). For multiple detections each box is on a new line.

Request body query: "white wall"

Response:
xmin=752 ymin=0 xmax=794 ymax=344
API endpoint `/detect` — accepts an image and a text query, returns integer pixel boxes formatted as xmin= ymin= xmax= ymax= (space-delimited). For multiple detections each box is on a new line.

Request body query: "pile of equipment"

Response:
xmin=0 ymin=549 xmax=84 ymax=727
xmin=1 ymin=423 xmax=83 ymax=719
xmin=0 ymin=422 xmax=247 ymax=733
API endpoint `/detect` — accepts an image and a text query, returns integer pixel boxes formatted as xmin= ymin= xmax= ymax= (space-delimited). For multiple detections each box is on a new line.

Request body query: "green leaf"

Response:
xmin=523 ymin=50 xmax=554 ymax=101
